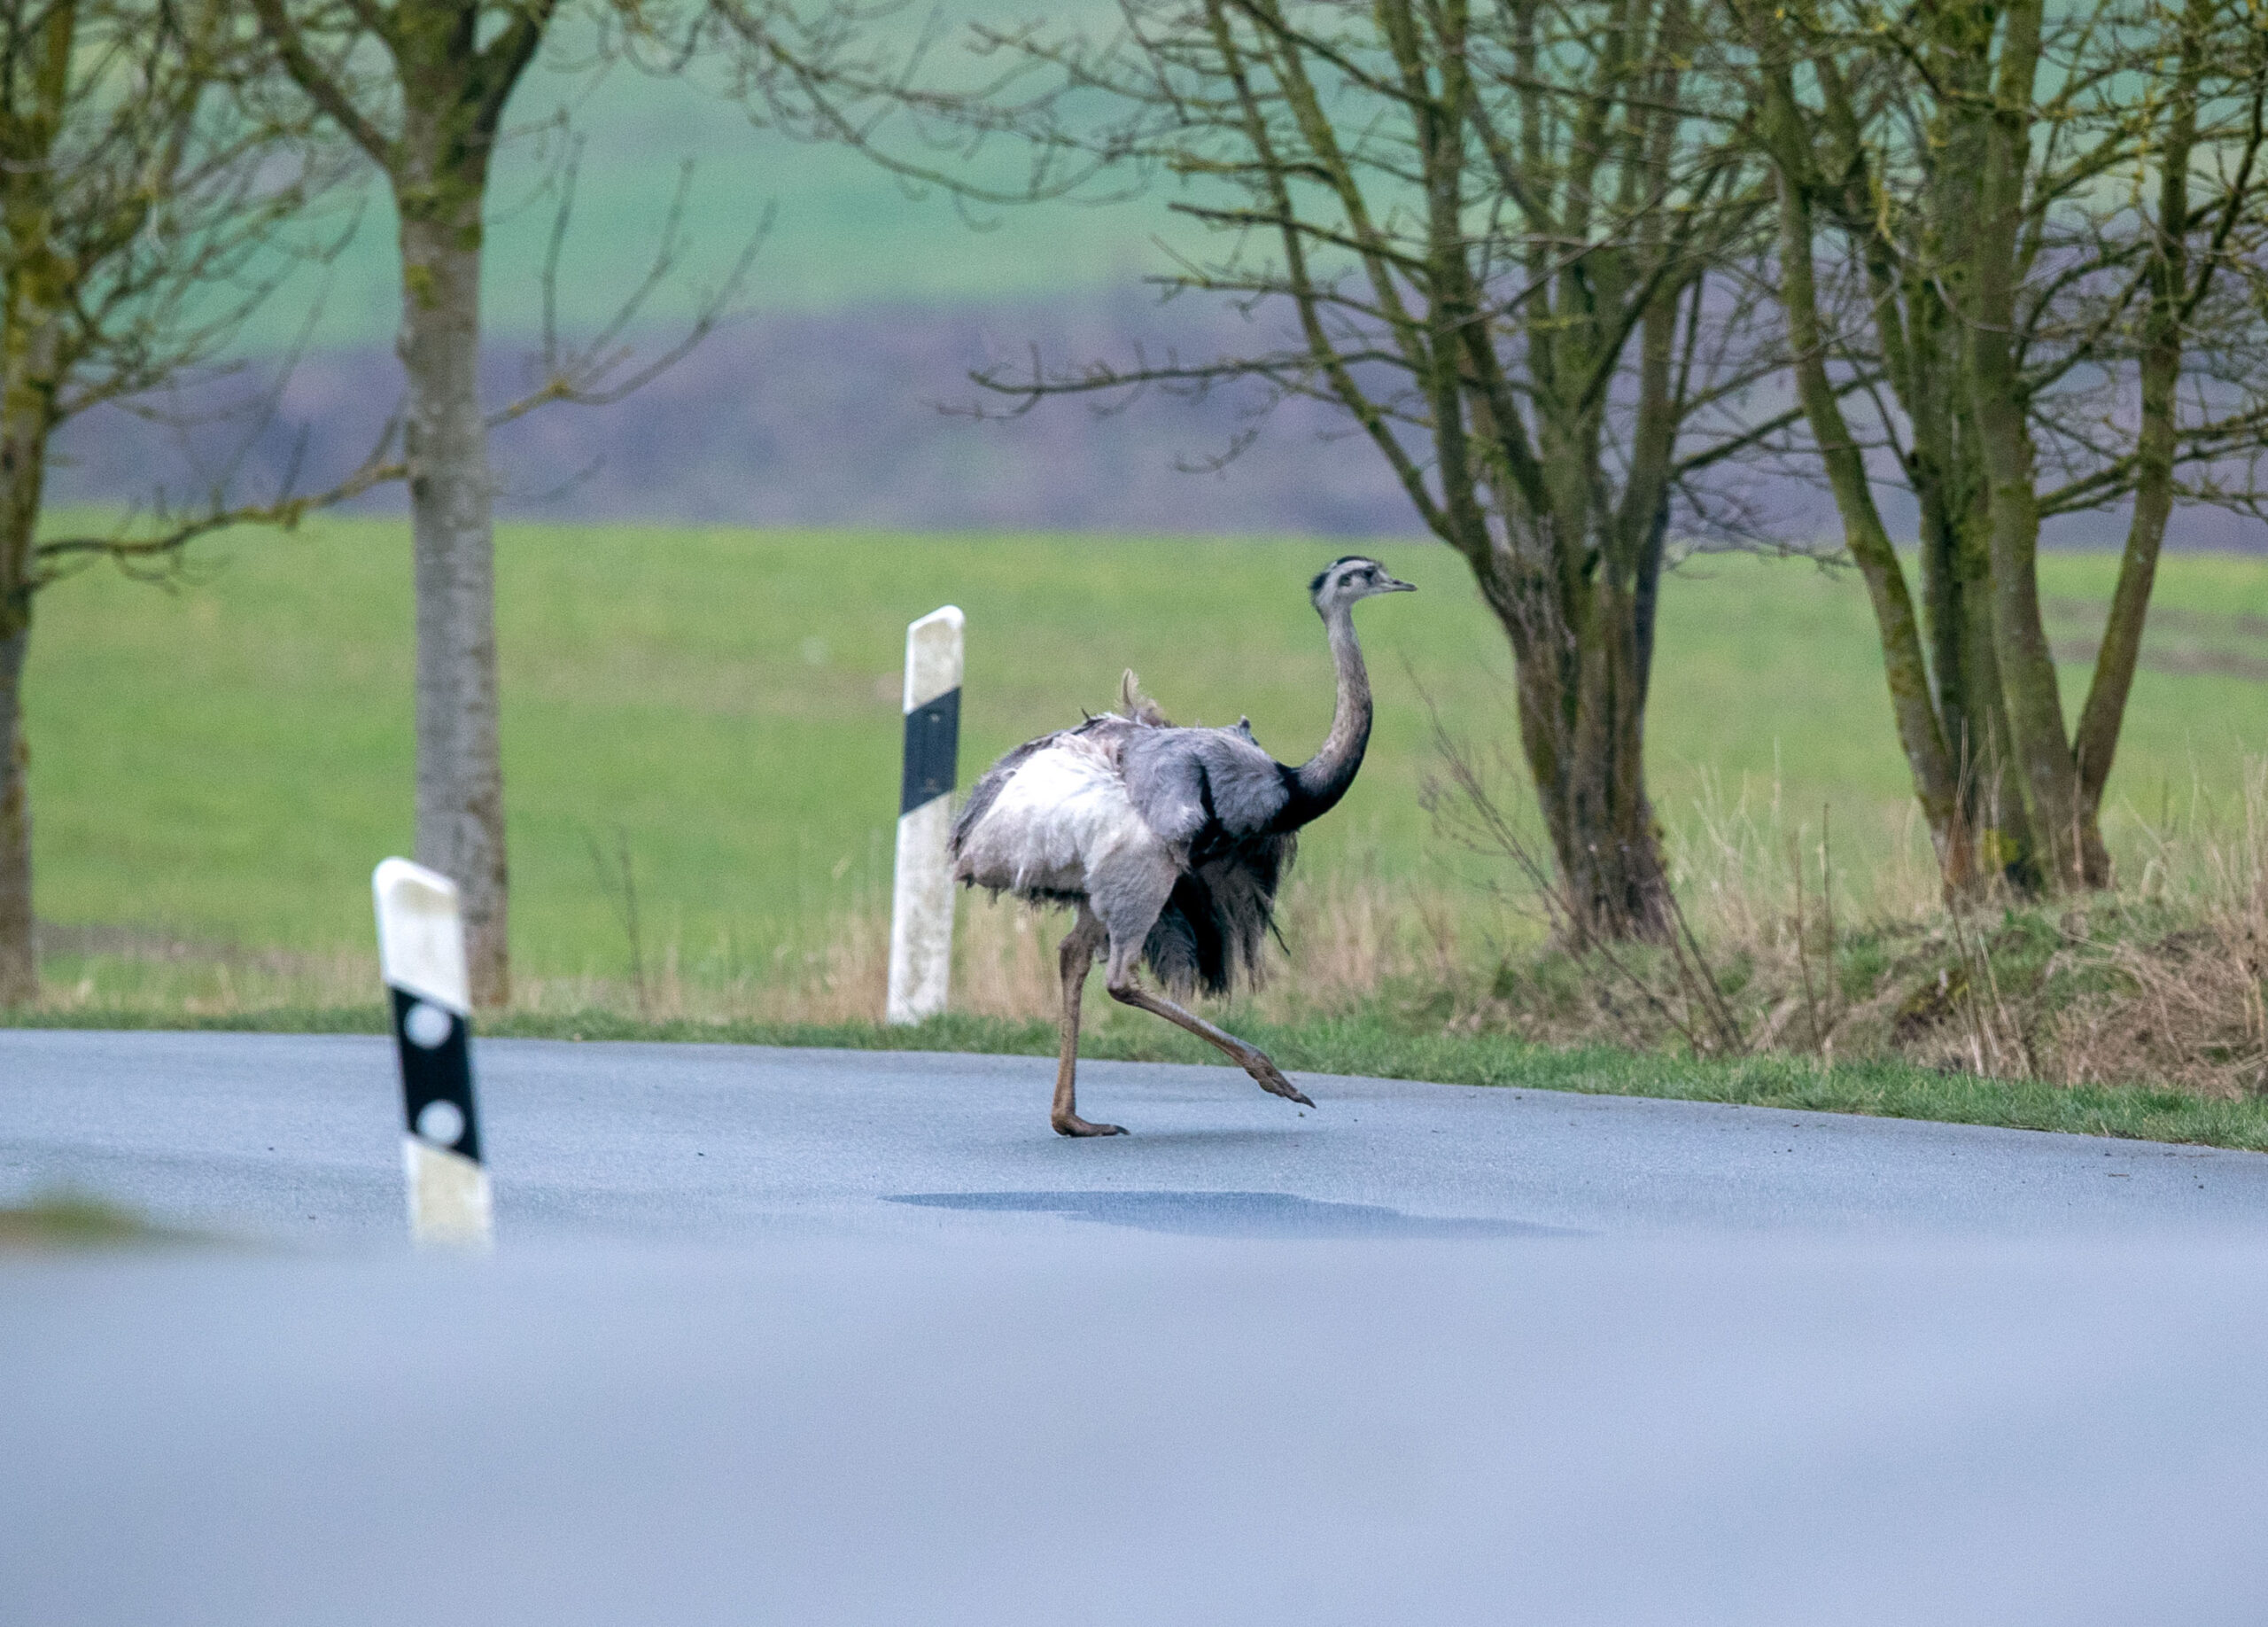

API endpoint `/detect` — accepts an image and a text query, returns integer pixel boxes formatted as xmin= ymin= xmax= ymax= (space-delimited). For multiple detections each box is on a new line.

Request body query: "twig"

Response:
xmin=1821 ymin=804 xmax=1837 ymax=1047
xmin=1790 ymin=831 xmax=1822 ymax=1055
xmin=1664 ymin=880 xmax=1747 ymax=1057
xmin=586 ymin=826 xmax=651 ymax=1019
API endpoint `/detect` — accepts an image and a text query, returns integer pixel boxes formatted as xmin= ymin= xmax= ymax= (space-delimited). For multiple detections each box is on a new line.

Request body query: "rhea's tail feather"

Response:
xmin=1141 ymin=836 xmax=1295 ymax=998
xmin=1119 ymin=669 xmax=1171 ymax=728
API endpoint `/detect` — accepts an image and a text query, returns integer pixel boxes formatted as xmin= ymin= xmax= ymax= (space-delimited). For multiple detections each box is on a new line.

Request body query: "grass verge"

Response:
xmin=0 ymin=1192 xmax=183 ymax=1253
xmin=15 ymin=1004 xmax=2267 ymax=1154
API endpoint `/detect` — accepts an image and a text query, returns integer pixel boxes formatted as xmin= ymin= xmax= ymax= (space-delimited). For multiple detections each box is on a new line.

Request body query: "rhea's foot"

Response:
xmin=1246 ymin=1055 xmax=1317 ymax=1109
xmin=1052 ymin=1114 xmax=1128 ymax=1138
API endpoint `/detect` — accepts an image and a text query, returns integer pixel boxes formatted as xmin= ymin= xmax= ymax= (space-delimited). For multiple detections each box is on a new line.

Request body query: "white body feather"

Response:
xmin=952 ymin=734 xmax=1176 ymax=902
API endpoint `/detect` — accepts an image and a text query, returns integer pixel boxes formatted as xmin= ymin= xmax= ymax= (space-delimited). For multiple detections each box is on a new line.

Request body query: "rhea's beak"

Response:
xmin=1385 ymin=576 xmax=1418 ymax=592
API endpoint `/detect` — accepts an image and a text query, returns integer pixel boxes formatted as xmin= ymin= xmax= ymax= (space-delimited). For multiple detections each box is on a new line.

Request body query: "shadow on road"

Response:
xmin=889 ymin=1189 xmax=1581 ymax=1239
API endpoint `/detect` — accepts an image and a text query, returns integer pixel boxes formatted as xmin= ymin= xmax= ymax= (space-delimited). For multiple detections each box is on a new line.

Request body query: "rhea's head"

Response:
xmin=1309 ymin=556 xmax=1417 ymax=614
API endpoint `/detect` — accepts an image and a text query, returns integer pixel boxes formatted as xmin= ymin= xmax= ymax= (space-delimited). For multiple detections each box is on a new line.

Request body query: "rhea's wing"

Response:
xmin=1191 ymin=728 xmax=1295 ymax=837
xmin=1119 ymin=727 xmax=1291 ymax=852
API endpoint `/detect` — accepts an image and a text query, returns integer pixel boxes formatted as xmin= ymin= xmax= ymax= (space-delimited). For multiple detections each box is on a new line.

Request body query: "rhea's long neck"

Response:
xmin=1286 ymin=603 xmax=1371 ymax=824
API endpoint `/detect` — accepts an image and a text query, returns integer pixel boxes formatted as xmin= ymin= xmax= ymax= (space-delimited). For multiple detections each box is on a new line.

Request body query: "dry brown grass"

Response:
xmin=636 ymin=873 xmax=1479 ymax=1030
xmin=30 ymin=868 xmax=1481 ymax=1032
xmin=2029 ymin=766 xmax=2268 ymax=1099
xmin=1365 ymin=756 xmax=2268 ymax=1101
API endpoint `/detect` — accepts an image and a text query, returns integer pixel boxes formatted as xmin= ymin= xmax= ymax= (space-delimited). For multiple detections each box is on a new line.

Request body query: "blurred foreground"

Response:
xmin=4 ymin=1028 xmax=2267 ymax=1626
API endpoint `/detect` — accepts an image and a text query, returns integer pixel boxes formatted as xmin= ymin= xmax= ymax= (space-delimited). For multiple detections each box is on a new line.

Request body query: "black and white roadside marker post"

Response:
xmin=373 ymin=858 xmax=493 ymax=1248
xmin=886 ymin=604 xmax=963 ymax=1025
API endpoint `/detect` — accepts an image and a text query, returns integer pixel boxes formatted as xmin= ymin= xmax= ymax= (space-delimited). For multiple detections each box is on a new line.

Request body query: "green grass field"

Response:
xmin=28 ymin=518 xmax=2268 ymax=985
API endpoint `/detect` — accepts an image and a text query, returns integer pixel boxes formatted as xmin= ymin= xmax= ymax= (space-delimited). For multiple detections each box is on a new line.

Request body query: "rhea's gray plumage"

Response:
xmin=950 ymin=556 xmax=1415 ymax=1136
xmin=951 ymin=681 xmax=1293 ymax=996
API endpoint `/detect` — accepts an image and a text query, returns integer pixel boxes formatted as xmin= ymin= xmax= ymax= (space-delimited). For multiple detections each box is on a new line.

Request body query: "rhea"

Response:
xmin=951 ymin=557 xmax=1416 ymax=1135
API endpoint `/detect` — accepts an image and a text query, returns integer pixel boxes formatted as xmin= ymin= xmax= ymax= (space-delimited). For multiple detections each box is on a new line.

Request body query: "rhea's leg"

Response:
xmin=1101 ymin=937 xmax=1315 ymax=1109
xmin=1052 ymin=908 xmax=1122 ymax=1137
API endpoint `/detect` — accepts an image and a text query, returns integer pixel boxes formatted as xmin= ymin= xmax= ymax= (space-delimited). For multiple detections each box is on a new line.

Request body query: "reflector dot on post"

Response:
xmin=416 ymin=1099 xmax=466 ymax=1148
xmin=403 ymin=1000 xmax=454 ymax=1049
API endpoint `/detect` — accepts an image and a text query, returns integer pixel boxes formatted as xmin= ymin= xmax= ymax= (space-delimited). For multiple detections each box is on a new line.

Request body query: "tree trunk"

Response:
xmin=1960 ymin=0 xmax=2091 ymax=890
xmin=1917 ymin=443 xmax=2039 ymax=890
xmin=1919 ymin=482 xmax=1967 ymax=762
xmin=0 ymin=0 xmax=69 ymax=1005
xmin=2071 ymin=360 xmax=2173 ymax=887
xmin=0 ymin=619 xmax=31 ymax=1006
xmin=1483 ymin=546 xmax=1673 ymax=944
xmin=1909 ymin=87 xmax=2042 ymax=890
xmin=2070 ymin=0 xmax=2203 ymax=890
xmin=398 ymin=206 xmax=509 ymax=1006
xmin=1569 ymin=567 xmax=1673 ymax=940
xmin=0 ymin=403 xmax=41 ymax=1010
xmin=1752 ymin=124 xmax=1973 ymax=896
xmin=1952 ymin=560 xmax=2039 ymax=886
xmin=252 ymin=0 xmax=535 ymax=1008
xmin=1969 ymin=378 xmax=2084 ymax=886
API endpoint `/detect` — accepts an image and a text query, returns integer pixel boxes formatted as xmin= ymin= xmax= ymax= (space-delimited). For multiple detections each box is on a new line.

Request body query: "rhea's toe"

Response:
xmin=1052 ymin=1116 xmax=1129 ymax=1138
xmin=1249 ymin=1060 xmax=1315 ymax=1108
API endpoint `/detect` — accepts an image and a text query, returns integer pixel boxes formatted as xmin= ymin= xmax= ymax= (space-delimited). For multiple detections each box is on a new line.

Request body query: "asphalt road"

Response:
xmin=4 ymin=1029 xmax=2264 ymax=1241
xmin=6 ymin=1029 xmax=2268 ymax=1627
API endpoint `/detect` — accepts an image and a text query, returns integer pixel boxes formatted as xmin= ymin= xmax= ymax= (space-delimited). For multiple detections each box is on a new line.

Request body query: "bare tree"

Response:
xmin=0 ymin=0 xmax=368 ymax=1006
xmin=245 ymin=0 xmax=757 ymax=1005
xmin=241 ymin=0 xmax=555 ymax=1007
xmin=922 ymin=0 xmax=1783 ymax=940
xmin=1736 ymin=0 xmax=2268 ymax=895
